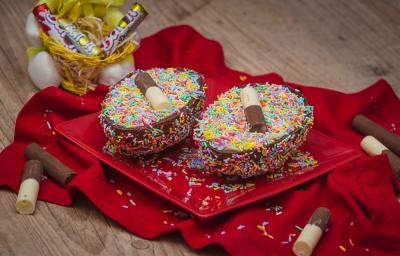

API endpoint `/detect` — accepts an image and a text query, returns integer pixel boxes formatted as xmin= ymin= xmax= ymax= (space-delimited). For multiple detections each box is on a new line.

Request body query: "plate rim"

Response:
xmin=55 ymin=112 xmax=361 ymax=220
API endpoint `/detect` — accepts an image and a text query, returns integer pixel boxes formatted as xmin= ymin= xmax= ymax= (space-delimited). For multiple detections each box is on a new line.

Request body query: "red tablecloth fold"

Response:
xmin=1 ymin=25 xmax=399 ymax=256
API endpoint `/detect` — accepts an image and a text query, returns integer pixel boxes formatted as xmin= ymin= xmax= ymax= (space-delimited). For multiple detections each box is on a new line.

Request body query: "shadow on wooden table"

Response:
xmin=0 ymin=188 xmax=226 ymax=256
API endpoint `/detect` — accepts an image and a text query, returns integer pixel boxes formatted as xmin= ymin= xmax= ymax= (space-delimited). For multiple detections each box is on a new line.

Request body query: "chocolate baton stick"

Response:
xmin=135 ymin=70 xmax=172 ymax=111
xmin=293 ymin=207 xmax=331 ymax=256
xmin=24 ymin=143 xmax=76 ymax=187
xmin=360 ymin=136 xmax=400 ymax=178
xmin=16 ymin=160 xmax=43 ymax=214
xmin=352 ymin=114 xmax=400 ymax=156
xmin=240 ymin=86 xmax=268 ymax=133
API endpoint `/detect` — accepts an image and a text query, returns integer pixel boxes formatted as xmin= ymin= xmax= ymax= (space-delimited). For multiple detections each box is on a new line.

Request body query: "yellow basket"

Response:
xmin=41 ymin=31 xmax=136 ymax=95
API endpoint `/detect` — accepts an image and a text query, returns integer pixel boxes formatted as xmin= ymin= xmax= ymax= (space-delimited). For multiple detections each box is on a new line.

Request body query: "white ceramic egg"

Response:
xmin=28 ymin=51 xmax=62 ymax=89
xmin=98 ymin=57 xmax=135 ymax=86
xmin=25 ymin=13 xmax=42 ymax=46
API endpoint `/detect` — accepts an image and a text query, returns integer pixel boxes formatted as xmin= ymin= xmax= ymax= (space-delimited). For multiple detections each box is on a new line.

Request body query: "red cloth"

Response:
xmin=1 ymin=25 xmax=400 ymax=255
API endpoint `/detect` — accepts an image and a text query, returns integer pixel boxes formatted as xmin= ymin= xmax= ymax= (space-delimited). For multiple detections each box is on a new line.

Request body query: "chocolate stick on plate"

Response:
xmin=24 ymin=143 xmax=76 ymax=187
xmin=240 ymin=85 xmax=268 ymax=133
xmin=352 ymin=114 xmax=400 ymax=156
xmin=135 ymin=70 xmax=172 ymax=111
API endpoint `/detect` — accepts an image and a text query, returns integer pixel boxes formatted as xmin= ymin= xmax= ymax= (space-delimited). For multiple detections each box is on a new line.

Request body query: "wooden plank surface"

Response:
xmin=0 ymin=0 xmax=399 ymax=255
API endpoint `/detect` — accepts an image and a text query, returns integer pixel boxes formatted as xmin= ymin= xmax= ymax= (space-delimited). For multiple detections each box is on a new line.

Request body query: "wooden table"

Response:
xmin=0 ymin=0 xmax=399 ymax=255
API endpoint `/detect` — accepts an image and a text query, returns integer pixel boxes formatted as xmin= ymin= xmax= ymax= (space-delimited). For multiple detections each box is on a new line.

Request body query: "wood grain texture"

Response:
xmin=0 ymin=0 xmax=399 ymax=255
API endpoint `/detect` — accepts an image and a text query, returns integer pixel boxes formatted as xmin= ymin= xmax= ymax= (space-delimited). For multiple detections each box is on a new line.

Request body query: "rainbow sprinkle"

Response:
xmin=257 ymin=221 xmax=274 ymax=239
xmin=100 ymin=68 xmax=206 ymax=156
xmin=193 ymin=83 xmax=314 ymax=177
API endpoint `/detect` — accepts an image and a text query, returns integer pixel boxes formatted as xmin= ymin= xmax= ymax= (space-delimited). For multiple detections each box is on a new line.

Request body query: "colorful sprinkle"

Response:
xmin=46 ymin=121 xmax=52 ymax=130
xmin=237 ymin=225 xmax=246 ymax=230
xmin=129 ymin=199 xmax=136 ymax=206
xmin=257 ymin=222 xmax=274 ymax=239
xmin=281 ymin=233 xmax=296 ymax=245
xmin=193 ymin=83 xmax=314 ymax=177
xmin=206 ymin=182 xmax=255 ymax=193
xmin=295 ymin=225 xmax=303 ymax=232
xmin=100 ymin=68 xmax=206 ymax=156
xmin=266 ymin=205 xmax=283 ymax=215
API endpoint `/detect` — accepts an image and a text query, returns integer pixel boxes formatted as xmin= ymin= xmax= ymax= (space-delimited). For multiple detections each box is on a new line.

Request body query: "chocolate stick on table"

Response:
xmin=24 ymin=143 xmax=76 ymax=187
xmin=352 ymin=114 xmax=400 ymax=156
xmin=16 ymin=160 xmax=43 ymax=214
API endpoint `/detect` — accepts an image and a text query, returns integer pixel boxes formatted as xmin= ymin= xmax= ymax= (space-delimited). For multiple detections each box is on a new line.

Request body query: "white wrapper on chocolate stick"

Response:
xmin=293 ymin=207 xmax=331 ymax=256
xmin=360 ymin=135 xmax=388 ymax=156
xmin=16 ymin=160 xmax=43 ymax=215
xmin=135 ymin=70 xmax=172 ymax=111
xmin=240 ymin=85 xmax=267 ymax=133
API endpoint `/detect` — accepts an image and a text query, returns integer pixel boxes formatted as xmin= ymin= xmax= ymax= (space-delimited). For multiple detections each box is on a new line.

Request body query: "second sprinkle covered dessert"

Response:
xmin=193 ymin=83 xmax=314 ymax=178
xmin=100 ymin=68 xmax=206 ymax=156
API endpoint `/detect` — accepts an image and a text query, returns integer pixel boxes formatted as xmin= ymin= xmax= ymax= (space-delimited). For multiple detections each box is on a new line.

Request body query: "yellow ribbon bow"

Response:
xmin=36 ymin=0 xmax=125 ymax=21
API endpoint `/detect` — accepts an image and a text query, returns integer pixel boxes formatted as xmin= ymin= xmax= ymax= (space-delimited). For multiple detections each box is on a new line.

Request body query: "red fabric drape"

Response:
xmin=1 ymin=25 xmax=399 ymax=255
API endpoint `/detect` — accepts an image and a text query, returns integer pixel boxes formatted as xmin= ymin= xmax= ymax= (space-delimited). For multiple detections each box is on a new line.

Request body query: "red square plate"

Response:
xmin=55 ymin=112 xmax=361 ymax=219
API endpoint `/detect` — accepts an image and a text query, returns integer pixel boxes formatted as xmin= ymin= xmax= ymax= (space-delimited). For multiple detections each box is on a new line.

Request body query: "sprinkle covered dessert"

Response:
xmin=100 ymin=67 xmax=206 ymax=156
xmin=193 ymin=83 xmax=313 ymax=178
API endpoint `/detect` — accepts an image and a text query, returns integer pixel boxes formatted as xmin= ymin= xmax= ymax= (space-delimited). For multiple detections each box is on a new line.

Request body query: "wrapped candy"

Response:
xmin=32 ymin=3 xmax=78 ymax=52
xmin=58 ymin=18 xmax=105 ymax=57
xmin=26 ymin=1 xmax=142 ymax=93
xmin=101 ymin=3 xmax=147 ymax=56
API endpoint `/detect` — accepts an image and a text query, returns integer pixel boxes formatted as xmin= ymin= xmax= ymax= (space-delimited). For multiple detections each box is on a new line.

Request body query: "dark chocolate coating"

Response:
xmin=101 ymin=68 xmax=206 ymax=156
xmin=244 ymin=105 xmax=268 ymax=133
xmin=24 ymin=143 xmax=76 ymax=187
xmin=209 ymin=85 xmax=311 ymax=156
xmin=104 ymin=69 xmax=205 ymax=134
xmin=382 ymin=150 xmax=400 ymax=179
xmin=352 ymin=114 xmax=400 ymax=156
xmin=308 ymin=207 xmax=331 ymax=231
xmin=22 ymin=160 xmax=43 ymax=183
xmin=135 ymin=70 xmax=158 ymax=95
